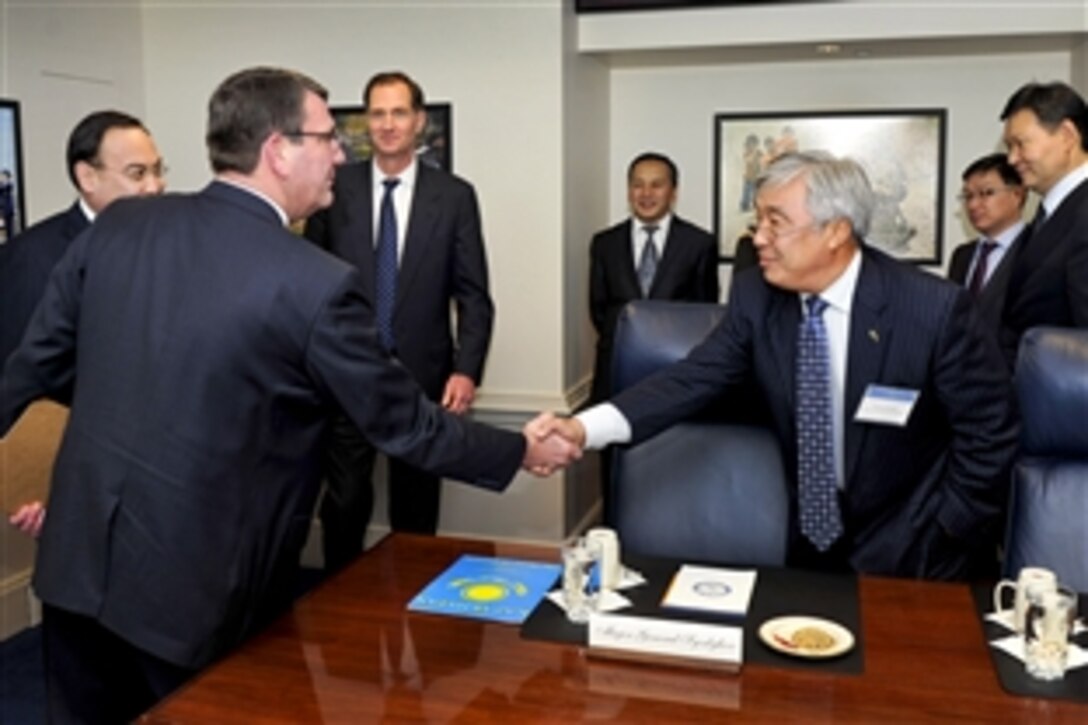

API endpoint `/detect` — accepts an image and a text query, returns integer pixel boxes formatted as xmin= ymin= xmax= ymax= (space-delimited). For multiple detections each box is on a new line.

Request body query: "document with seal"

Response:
xmin=660 ymin=565 xmax=757 ymax=616
xmin=854 ymin=384 xmax=919 ymax=426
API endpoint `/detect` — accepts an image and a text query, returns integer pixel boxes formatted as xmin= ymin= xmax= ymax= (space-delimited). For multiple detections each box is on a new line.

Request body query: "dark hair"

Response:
xmin=66 ymin=110 xmax=146 ymax=189
xmin=627 ymin=152 xmax=678 ymax=187
xmin=962 ymin=152 xmax=1023 ymax=187
xmin=1001 ymin=81 xmax=1088 ymax=151
xmin=206 ymin=67 xmax=328 ymax=174
xmin=363 ymin=71 xmax=425 ymax=111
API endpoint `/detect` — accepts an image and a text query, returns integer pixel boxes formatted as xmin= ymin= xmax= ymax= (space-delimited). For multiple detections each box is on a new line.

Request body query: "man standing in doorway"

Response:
xmin=305 ymin=71 xmax=494 ymax=566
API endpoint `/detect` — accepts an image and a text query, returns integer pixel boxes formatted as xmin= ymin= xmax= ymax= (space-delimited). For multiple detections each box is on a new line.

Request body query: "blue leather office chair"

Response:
xmin=609 ymin=300 xmax=789 ymax=567
xmin=1004 ymin=328 xmax=1088 ymax=593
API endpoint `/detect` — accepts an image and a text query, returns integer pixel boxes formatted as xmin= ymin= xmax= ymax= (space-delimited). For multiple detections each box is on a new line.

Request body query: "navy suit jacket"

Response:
xmin=304 ymin=161 xmax=493 ymax=398
xmin=589 ymin=216 xmax=719 ymax=402
xmin=0 ymin=182 xmax=523 ymax=668
xmin=999 ymin=178 xmax=1088 ymax=367
xmin=611 ymin=246 xmax=1019 ymax=579
xmin=0 ymin=202 xmax=89 ymax=366
xmin=947 ymin=230 xmax=1023 ymax=337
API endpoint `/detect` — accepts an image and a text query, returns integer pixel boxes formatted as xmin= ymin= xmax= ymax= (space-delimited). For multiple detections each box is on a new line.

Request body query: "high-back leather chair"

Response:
xmin=609 ymin=300 xmax=789 ymax=566
xmin=1004 ymin=327 xmax=1088 ymax=593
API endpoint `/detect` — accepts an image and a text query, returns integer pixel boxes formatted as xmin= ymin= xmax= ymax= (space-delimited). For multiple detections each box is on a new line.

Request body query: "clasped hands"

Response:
xmin=521 ymin=412 xmax=587 ymax=476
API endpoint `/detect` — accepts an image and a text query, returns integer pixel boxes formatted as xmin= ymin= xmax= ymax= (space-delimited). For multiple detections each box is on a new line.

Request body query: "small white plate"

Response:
xmin=758 ymin=615 xmax=855 ymax=659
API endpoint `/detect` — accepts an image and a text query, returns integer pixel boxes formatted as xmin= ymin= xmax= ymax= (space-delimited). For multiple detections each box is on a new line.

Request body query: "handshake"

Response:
xmin=521 ymin=412 xmax=587 ymax=477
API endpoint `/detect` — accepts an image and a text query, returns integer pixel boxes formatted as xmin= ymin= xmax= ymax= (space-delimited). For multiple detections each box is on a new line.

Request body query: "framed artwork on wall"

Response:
xmin=713 ymin=108 xmax=947 ymax=264
xmin=331 ymin=102 xmax=452 ymax=173
xmin=0 ymin=98 xmax=27 ymax=243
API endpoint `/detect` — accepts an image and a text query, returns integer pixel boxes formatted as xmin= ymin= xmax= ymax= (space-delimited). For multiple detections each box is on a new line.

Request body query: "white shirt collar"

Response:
xmin=373 ymin=157 xmax=418 ymax=192
xmin=78 ymin=197 xmax=96 ymax=222
xmin=803 ymin=245 xmax=862 ymax=315
xmin=987 ymin=220 xmax=1025 ymax=249
xmin=1042 ymin=160 xmax=1088 ymax=217
xmin=216 ymin=177 xmax=289 ymax=226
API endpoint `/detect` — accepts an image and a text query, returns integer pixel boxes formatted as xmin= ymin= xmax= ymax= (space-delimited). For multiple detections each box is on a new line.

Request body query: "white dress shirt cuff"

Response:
xmin=575 ymin=403 xmax=632 ymax=450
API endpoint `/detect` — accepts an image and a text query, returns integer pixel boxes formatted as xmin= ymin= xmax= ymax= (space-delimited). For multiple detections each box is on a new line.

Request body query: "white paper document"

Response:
xmin=660 ymin=565 xmax=757 ymax=616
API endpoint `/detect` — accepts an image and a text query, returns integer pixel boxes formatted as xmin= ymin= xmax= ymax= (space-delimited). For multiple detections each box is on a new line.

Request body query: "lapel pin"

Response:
xmin=868 ymin=329 xmax=880 ymax=343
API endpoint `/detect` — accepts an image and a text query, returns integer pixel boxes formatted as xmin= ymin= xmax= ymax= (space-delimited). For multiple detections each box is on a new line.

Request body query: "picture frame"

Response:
xmin=0 ymin=98 xmax=27 ymax=243
xmin=713 ymin=109 xmax=947 ymax=264
xmin=331 ymin=102 xmax=452 ymax=173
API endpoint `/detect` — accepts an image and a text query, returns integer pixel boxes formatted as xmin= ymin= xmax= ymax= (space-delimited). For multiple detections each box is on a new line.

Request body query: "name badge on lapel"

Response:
xmin=854 ymin=384 xmax=919 ymax=427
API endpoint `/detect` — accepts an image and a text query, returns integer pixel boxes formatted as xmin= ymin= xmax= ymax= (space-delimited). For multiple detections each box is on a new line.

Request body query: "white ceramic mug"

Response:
xmin=585 ymin=527 xmax=621 ymax=591
xmin=992 ymin=566 xmax=1058 ymax=633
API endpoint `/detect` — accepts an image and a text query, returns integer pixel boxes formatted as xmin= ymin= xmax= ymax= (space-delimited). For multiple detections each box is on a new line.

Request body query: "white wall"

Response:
xmin=2 ymin=0 xmax=146 ymax=223
xmin=609 ymin=50 xmax=1072 ymax=282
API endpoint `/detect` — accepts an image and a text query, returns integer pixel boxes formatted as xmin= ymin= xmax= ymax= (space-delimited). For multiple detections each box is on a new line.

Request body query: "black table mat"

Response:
xmin=972 ymin=585 xmax=1088 ymax=703
xmin=521 ymin=554 xmax=863 ymax=674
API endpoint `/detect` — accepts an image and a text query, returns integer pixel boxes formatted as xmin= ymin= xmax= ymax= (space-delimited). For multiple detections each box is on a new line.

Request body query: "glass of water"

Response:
xmin=1024 ymin=585 xmax=1078 ymax=681
xmin=561 ymin=538 xmax=598 ymax=624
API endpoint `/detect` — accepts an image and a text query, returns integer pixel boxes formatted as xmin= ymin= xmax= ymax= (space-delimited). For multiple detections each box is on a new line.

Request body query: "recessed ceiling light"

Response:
xmin=816 ymin=44 xmax=842 ymax=55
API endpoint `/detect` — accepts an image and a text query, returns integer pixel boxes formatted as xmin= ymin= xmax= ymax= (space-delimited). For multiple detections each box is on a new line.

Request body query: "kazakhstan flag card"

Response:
xmin=408 ymin=555 xmax=561 ymax=624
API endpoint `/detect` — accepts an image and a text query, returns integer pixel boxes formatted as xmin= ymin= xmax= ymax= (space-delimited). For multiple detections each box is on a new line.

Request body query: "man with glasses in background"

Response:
xmin=947 ymin=153 xmax=1026 ymax=336
xmin=305 ymin=71 xmax=495 ymax=564
xmin=0 ymin=110 xmax=166 ymax=366
xmin=530 ymin=151 xmax=1018 ymax=581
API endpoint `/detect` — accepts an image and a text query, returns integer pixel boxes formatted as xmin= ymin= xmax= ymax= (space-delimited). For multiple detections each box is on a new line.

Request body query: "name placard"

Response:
xmin=587 ymin=613 xmax=742 ymax=671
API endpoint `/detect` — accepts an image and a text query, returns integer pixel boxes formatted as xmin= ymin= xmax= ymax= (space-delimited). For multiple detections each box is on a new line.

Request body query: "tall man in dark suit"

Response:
xmin=999 ymin=81 xmax=1088 ymax=367
xmin=305 ymin=71 xmax=494 ymax=561
xmin=0 ymin=67 xmax=574 ymax=722
xmin=588 ymin=152 xmax=718 ymax=522
xmin=0 ymin=110 xmax=165 ymax=367
xmin=947 ymin=153 xmax=1026 ymax=335
xmin=532 ymin=151 xmax=1018 ymax=580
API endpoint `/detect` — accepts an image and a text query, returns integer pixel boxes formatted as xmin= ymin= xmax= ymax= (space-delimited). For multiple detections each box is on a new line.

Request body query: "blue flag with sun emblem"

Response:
xmin=408 ymin=555 xmax=562 ymax=624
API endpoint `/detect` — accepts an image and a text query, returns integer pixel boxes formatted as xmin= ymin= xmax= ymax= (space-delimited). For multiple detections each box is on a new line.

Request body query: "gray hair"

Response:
xmin=756 ymin=150 xmax=874 ymax=240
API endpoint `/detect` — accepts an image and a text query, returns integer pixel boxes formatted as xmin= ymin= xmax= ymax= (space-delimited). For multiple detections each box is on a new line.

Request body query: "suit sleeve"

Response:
xmin=930 ymin=290 xmax=1019 ymax=539
xmin=589 ymin=233 xmax=608 ymax=334
xmin=612 ymin=277 xmax=755 ymax=442
xmin=450 ymin=183 xmax=494 ymax=384
xmin=694 ymin=232 xmax=721 ymax=303
xmin=1067 ymin=211 xmax=1088 ymax=326
xmin=306 ymin=271 xmax=522 ymax=490
xmin=0 ymin=229 xmax=87 ymax=434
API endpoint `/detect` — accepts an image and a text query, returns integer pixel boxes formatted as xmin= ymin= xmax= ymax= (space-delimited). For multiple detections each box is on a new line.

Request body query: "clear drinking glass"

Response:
xmin=1024 ymin=586 xmax=1078 ymax=681
xmin=561 ymin=539 xmax=598 ymax=624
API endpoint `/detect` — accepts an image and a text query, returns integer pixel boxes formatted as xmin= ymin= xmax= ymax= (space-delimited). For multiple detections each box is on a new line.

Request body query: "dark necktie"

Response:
xmin=966 ymin=240 xmax=997 ymax=298
xmin=637 ymin=225 xmax=659 ymax=297
xmin=796 ymin=296 xmax=842 ymax=552
xmin=375 ymin=178 xmax=401 ymax=351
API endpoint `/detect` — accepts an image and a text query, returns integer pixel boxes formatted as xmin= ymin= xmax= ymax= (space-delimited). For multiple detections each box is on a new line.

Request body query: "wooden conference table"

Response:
xmin=144 ymin=534 xmax=1086 ymax=723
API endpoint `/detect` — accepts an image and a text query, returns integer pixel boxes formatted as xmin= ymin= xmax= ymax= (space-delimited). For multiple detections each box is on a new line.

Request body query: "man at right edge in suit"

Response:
xmin=305 ymin=71 xmax=493 ymax=565
xmin=0 ymin=67 xmax=575 ymax=722
xmin=531 ymin=151 xmax=1018 ymax=580
xmin=998 ymin=81 xmax=1088 ymax=368
xmin=947 ymin=153 xmax=1026 ymax=336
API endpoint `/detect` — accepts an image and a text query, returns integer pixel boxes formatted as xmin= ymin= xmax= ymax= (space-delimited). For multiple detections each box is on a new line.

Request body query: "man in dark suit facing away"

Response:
xmin=587 ymin=152 xmax=719 ymax=521
xmin=999 ymin=81 xmax=1088 ymax=367
xmin=0 ymin=110 xmax=166 ymax=367
xmin=532 ymin=151 xmax=1018 ymax=581
xmin=305 ymin=71 xmax=493 ymax=560
xmin=947 ymin=153 xmax=1026 ymax=336
xmin=0 ymin=67 xmax=575 ymax=723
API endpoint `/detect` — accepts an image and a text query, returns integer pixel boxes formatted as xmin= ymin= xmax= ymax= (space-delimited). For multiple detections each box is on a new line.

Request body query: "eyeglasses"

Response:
xmin=754 ymin=215 xmax=822 ymax=241
xmin=957 ymin=187 xmax=1013 ymax=203
xmin=93 ymin=160 xmax=167 ymax=183
xmin=284 ymin=129 xmax=344 ymax=146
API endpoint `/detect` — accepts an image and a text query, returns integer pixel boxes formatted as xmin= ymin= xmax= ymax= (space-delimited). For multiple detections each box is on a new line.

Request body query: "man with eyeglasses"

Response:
xmin=998 ymin=80 xmax=1088 ymax=369
xmin=529 ymin=151 xmax=1017 ymax=581
xmin=947 ymin=153 xmax=1027 ymax=335
xmin=0 ymin=110 xmax=166 ymax=367
xmin=1 ymin=66 xmax=574 ymax=722
xmin=305 ymin=71 xmax=495 ymax=563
